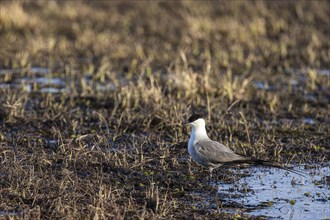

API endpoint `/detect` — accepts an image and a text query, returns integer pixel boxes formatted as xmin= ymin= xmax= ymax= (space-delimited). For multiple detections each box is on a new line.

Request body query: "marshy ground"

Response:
xmin=0 ymin=1 xmax=329 ymax=219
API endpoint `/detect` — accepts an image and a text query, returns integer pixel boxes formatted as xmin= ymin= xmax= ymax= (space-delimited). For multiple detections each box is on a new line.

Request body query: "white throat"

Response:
xmin=188 ymin=119 xmax=209 ymax=156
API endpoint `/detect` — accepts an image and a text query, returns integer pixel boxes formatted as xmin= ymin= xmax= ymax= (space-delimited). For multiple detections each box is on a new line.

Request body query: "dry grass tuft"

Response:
xmin=0 ymin=1 xmax=329 ymax=219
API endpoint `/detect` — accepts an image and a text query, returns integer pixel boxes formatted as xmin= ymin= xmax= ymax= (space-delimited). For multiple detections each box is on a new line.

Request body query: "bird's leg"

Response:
xmin=215 ymin=168 xmax=218 ymax=185
xmin=209 ymin=168 xmax=213 ymax=185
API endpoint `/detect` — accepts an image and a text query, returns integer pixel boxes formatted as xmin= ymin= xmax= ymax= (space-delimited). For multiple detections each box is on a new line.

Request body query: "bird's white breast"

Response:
xmin=188 ymin=126 xmax=208 ymax=164
xmin=188 ymin=131 xmax=195 ymax=157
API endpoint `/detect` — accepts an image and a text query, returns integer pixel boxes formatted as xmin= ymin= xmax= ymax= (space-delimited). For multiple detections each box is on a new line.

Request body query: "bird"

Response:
xmin=186 ymin=114 xmax=305 ymax=183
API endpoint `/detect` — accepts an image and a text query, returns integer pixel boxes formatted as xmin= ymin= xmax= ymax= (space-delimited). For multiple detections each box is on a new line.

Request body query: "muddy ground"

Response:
xmin=0 ymin=1 xmax=329 ymax=219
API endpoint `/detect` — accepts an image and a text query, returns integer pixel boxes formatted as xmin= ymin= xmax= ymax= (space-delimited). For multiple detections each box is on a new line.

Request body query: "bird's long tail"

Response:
xmin=225 ymin=158 xmax=307 ymax=177
xmin=250 ymin=159 xmax=306 ymax=177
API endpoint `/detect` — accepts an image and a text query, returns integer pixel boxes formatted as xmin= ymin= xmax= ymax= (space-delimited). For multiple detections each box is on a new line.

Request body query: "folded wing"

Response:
xmin=195 ymin=140 xmax=250 ymax=164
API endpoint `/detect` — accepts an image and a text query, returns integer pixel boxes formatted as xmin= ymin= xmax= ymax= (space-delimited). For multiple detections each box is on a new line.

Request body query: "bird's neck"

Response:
xmin=188 ymin=126 xmax=209 ymax=156
xmin=190 ymin=126 xmax=208 ymax=142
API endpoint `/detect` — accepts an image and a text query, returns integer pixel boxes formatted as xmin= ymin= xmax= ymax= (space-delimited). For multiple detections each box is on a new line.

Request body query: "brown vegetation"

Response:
xmin=0 ymin=1 xmax=329 ymax=219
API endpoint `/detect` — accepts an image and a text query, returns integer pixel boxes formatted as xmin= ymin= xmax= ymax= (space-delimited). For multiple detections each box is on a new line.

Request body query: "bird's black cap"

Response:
xmin=188 ymin=114 xmax=204 ymax=123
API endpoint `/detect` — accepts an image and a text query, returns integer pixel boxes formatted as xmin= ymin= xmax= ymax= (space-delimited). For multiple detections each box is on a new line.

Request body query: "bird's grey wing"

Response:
xmin=195 ymin=140 xmax=249 ymax=164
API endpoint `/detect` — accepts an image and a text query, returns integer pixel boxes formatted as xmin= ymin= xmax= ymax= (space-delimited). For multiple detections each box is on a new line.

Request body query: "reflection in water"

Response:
xmin=0 ymin=67 xmax=66 ymax=93
xmin=0 ymin=67 xmax=119 ymax=93
xmin=217 ymin=166 xmax=329 ymax=219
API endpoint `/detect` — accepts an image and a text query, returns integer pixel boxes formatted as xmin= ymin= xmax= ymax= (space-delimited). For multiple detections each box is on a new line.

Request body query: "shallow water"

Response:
xmin=0 ymin=67 xmax=121 ymax=93
xmin=218 ymin=165 xmax=329 ymax=219
xmin=254 ymin=81 xmax=273 ymax=90
xmin=0 ymin=67 xmax=67 ymax=93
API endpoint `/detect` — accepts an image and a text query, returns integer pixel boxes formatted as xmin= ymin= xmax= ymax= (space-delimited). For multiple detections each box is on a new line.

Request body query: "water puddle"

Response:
xmin=0 ymin=67 xmax=67 ymax=93
xmin=254 ymin=81 xmax=273 ymax=90
xmin=286 ymin=68 xmax=330 ymax=77
xmin=318 ymin=69 xmax=330 ymax=77
xmin=289 ymin=79 xmax=299 ymax=86
xmin=253 ymin=69 xmax=330 ymax=94
xmin=29 ymin=67 xmax=50 ymax=75
xmin=302 ymin=117 xmax=316 ymax=125
xmin=217 ymin=165 xmax=329 ymax=219
xmin=0 ymin=67 xmax=122 ymax=93
xmin=0 ymin=210 xmax=21 ymax=218
xmin=39 ymin=87 xmax=66 ymax=93
xmin=260 ymin=117 xmax=318 ymax=128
